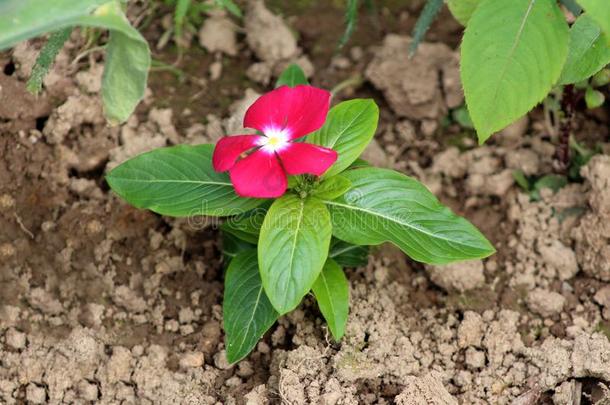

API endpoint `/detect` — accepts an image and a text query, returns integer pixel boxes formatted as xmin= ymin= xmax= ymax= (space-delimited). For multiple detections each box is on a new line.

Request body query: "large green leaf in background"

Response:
xmin=224 ymin=250 xmax=278 ymax=364
xmin=461 ymin=0 xmax=569 ymax=143
xmin=106 ymin=144 xmax=263 ymax=217
xmin=322 ymin=168 xmax=495 ymax=264
xmin=311 ymin=259 xmax=349 ymax=340
xmin=446 ymin=0 xmax=480 ymax=26
xmin=307 ymin=99 xmax=379 ymax=178
xmin=258 ymin=195 xmax=332 ymax=314
xmin=559 ymin=14 xmax=610 ymax=85
xmin=577 ymin=0 xmax=610 ymax=43
xmin=329 ymin=238 xmax=369 ymax=267
xmin=0 ymin=0 xmax=150 ymax=124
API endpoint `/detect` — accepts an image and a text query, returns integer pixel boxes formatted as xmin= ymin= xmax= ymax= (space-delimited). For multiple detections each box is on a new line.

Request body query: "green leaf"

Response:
xmin=0 ymin=1 xmax=150 ymax=124
xmin=106 ymin=144 xmax=263 ymax=217
xmin=224 ymin=250 xmax=278 ymax=364
xmin=559 ymin=14 xmax=610 ymax=85
xmin=461 ymin=0 xmax=569 ymax=143
xmin=409 ymin=0 xmax=444 ymax=56
xmin=339 ymin=0 xmax=359 ymax=49
xmin=329 ymin=238 xmax=369 ymax=267
xmin=221 ymin=232 xmax=255 ymax=261
xmin=221 ymin=209 xmax=267 ymax=244
xmin=307 ymin=99 xmax=379 ymax=178
xmin=560 ymin=0 xmax=583 ymax=16
xmin=275 ymin=64 xmax=309 ymax=88
xmin=215 ymin=0 xmax=242 ymax=18
xmin=512 ymin=170 xmax=531 ymax=191
xmin=174 ymin=0 xmax=191 ymax=40
xmin=322 ymin=168 xmax=495 ymax=264
xmin=577 ymin=0 xmax=610 ymax=42
xmin=259 ymin=195 xmax=332 ymax=314
xmin=585 ymin=87 xmax=605 ymax=108
xmin=312 ymin=176 xmax=352 ymax=200
xmin=447 ymin=0 xmax=480 ymax=25
xmin=26 ymin=28 xmax=72 ymax=94
xmin=312 ymin=259 xmax=349 ymax=340
xmin=0 ymin=0 xmax=108 ymax=50
xmin=78 ymin=2 xmax=151 ymax=124
xmin=531 ymin=174 xmax=568 ymax=200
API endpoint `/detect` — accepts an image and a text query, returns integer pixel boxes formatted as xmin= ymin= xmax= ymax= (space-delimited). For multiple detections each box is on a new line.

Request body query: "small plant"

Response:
xmin=0 ymin=0 xmax=150 ymax=124
xmin=444 ymin=0 xmax=610 ymax=143
xmin=106 ymin=64 xmax=495 ymax=363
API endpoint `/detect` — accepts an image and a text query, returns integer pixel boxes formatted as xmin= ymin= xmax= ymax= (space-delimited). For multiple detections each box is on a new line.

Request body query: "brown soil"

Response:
xmin=1 ymin=1 xmax=609 ymax=404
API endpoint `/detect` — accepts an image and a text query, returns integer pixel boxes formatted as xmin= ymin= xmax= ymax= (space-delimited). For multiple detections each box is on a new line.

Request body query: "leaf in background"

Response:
xmin=26 ymin=27 xmax=72 ymax=94
xmin=585 ymin=87 xmax=605 ymax=108
xmin=461 ymin=0 xmax=569 ymax=143
xmin=577 ymin=0 xmax=610 ymax=42
xmin=259 ymin=195 xmax=332 ymax=314
xmin=323 ymin=168 xmax=495 ymax=264
xmin=224 ymin=250 xmax=278 ymax=364
xmin=307 ymin=99 xmax=379 ymax=178
xmin=0 ymin=0 xmax=107 ymax=50
xmin=446 ymin=0 xmax=480 ymax=25
xmin=560 ymin=0 xmax=582 ymax=16
xmin=174 ymin=0 xmax=191 ymax=41
xmin=409 ymin=0 xmax=444 ymax=56
xmin=312 ymin=176 xmax=352 ymax=200
xmin=312 ymin=259 xmax=349 ymax=340
xmin=222 ymin=232 xmax=255 ymax=261
xmin=106 ymin=144 xmax=264 ymax=217
xmin=79 ymin=2 xmax=151 ymax=124
xmin=530 ymin=174 xmax=568 ymax=201
xmin=0 ymin=0 xmax=150 ymax=124
xmin=559 ymin=14 xmax=610 ymax=85
xmin=215 ymin=0 xmax=242 ymax=18
xmin=329 ymin=238 xmax=369 ymax=267
xmin=221 ymin=209 xmax=267 ymax=244
xmin=339 ymin=0 xmax=359 ymax=49
xmin=275 ymin=64 xmax=309 ymax=88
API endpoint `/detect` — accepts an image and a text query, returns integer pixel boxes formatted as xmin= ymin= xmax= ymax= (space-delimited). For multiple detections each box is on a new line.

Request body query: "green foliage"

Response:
xmin=311 ymin=176 xmax=352 ymax=200
xmin=560 ymin=0 xmax=582 ymax=16
xmin=258 ymin=195 xmax=332 ymax=314
xmin=577 ymin=0 xmax=610 ymax=42
xmin=174 ymin=0 xmax=192 ymax=41
xmin=0 ymin=0 xmax=150 ymax=124
xmin=328 ymin=239 xmax=369 ymax=267
xmin=513 ymin=171 xmax=568 ymax=201
xmin=559 ymin=14 xmax=610 ymax=85
xmin=106 ymin=145 xmax=263 ymax=217
xmin=323 ymin=168 xmax=495 ymax=264
xmin=307 ymin=99 xmax=379 ymax=178
xmin=215 ymin=0 xmax=242 ymax=18
xmin=223 ymin=250 xmax=278 ymax=364
xmin=312 ymin=259 xmax=349 ymax=340
xmin=26 ymin=28 xmax=72 ymax=95
xmin=461 ymin=0 xmax=569 ymax=143
xmin=409 ymin=0 xmax=444 ymax=56
xmin=339 ymin=0 xmax=360 ymax=49
xmin=275 ymin=64 xmax=309 ymax=88
xmin=446 ymin=0 xmax=480 ymax=25
xmin=585 ymin=87 xmax=605 ymax=108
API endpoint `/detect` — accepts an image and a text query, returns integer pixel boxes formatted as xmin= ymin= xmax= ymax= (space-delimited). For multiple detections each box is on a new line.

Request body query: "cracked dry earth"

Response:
xmin=1 ymin=1 xmax=610 ymax=404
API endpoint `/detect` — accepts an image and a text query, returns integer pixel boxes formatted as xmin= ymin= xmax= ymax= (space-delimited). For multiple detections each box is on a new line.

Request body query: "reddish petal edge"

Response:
xmin=229 ymin=150 xmax=287 ymax=198
xmin=277 ymin=142 xmax=338 ymax=176
xmin=212 ymin=134 xmax=262 ymax=172
xmin=243 ymin=85 xmax=331 ymax=140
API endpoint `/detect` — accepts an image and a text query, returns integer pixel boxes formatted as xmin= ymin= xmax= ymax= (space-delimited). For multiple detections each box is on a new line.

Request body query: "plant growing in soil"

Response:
xmin=388 ymin=0 xmax=610 ymax=144
xmin=0 ymin=0 xmax=150 ymax=124
xmin=106 ymin=64 xmax=495 ymax=363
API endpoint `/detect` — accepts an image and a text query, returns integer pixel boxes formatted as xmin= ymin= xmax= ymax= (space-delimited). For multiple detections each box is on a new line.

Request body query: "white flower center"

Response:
xmin=259 ymin=127 xmax=290 ymax=153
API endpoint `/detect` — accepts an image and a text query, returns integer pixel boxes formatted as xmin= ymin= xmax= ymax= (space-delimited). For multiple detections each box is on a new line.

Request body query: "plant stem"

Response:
xmin=555 ymin=84 xmax=576 ymax=172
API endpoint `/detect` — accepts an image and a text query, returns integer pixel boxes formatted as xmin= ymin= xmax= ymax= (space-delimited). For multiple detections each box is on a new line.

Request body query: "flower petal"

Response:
xmin=229 ymin=151 xmax=287 ymax=198
xmin=244 ymin=85 xmax=331 ymax=140
xmin=212 ymin=135 xmax=263 ymax=172
xmin=277 ymin=143 xmax=338 ymax=176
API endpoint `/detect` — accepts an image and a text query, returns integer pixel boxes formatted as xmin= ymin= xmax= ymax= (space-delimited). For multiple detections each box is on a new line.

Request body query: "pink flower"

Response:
xmin=212 ymin=85 xmax=338 ymax=198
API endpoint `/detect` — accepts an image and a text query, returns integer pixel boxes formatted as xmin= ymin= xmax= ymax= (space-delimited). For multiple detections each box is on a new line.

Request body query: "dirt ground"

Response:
xmin=1 ymin=1 xmax=610 ymax=404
